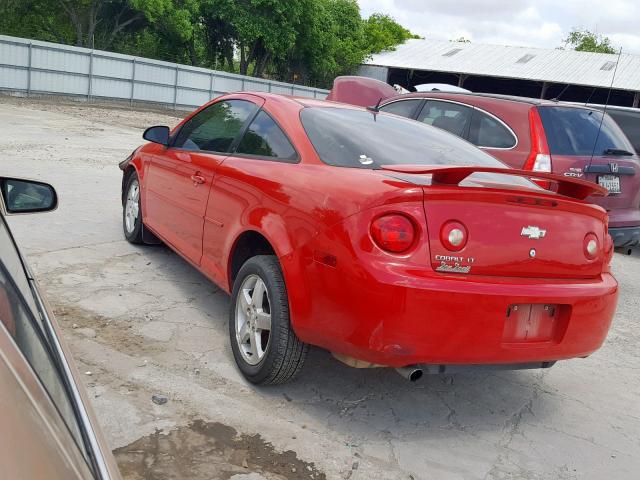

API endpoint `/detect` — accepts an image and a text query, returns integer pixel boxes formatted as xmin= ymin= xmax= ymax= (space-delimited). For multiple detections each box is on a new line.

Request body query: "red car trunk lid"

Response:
xmin=423 ymin=188 xmax=606 ymax=279
xmin=381 ymin=165 xmax=609 ymax=279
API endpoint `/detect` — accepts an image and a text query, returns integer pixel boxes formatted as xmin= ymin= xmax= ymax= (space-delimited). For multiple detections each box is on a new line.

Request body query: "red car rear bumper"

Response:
xmin=289 ymin=257 xmax=618 ymax=368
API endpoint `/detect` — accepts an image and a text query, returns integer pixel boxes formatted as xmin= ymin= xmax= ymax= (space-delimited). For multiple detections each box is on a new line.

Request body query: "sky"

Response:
xmin=357 ymin=0 xmax=640 ymax=55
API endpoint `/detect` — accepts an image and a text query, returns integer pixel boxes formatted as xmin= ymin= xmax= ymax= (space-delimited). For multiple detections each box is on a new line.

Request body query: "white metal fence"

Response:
xmin=0 ymin=35 xmax=328 ymax=109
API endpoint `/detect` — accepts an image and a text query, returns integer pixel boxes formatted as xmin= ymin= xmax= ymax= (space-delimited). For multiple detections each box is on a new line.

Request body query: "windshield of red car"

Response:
xmin=300 ymin=106 xmax=537 ymax=189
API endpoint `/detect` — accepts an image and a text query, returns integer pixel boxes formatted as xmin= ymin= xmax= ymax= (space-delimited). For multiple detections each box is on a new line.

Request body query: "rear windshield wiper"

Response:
xmin=603 ymin=148 xmax=634 ymax=156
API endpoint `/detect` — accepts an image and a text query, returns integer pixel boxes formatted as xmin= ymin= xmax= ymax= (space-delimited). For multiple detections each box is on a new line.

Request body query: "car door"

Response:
xmin=0 ymin=215 xmax=110 ymax=479
xmin=144 ymin=99 xmax=260 ymax=265
xmin=200 ymin=109 xmax=298 ymax=288
xmin=416 ymin=100 xmax=473 ymax=139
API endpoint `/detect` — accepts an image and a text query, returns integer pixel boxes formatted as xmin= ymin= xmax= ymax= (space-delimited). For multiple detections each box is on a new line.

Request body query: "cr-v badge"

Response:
xmin=521 ymin=226 xmax=546 ymax=239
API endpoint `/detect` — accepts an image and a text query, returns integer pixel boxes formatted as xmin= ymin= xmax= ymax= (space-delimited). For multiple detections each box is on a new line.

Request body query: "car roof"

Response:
xmin=578 ymin=103 xmax=640 ymax=114
xmin=224 ymin=91 xmax=610 ymax=119
xmin=227 ymin=92 xmax=366 ymax=111
xmin=384 ymin=91 xmax=603 ymax=110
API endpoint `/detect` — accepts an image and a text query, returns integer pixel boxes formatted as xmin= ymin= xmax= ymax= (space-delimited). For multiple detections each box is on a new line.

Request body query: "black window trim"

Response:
xmin=168 ymin=99 xmax=260 ymax=155
xmin=229 ymin=108 xmax=301 ymax=164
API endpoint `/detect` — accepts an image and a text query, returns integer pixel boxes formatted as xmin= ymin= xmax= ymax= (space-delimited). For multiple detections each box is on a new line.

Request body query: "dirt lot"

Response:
xmin=2 ymin=95 xmax=640 ymax=480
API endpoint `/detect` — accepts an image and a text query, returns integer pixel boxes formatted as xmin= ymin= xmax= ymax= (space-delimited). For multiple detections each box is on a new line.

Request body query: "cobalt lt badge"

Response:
xmin=521 ymin=225 xmax=546 ymax=239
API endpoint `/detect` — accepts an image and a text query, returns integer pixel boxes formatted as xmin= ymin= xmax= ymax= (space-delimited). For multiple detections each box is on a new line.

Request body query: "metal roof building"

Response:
xmin=359 ymin=39 xmax=640 ymax=107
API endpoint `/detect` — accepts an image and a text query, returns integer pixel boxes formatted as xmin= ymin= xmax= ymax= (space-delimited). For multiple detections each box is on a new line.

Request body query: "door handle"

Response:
xmin=191 ymin=174 xmax=206 ymax=185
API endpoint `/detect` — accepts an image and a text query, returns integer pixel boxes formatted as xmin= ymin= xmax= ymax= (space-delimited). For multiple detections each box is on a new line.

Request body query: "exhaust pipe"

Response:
xmin=395 ymin=366 xmax=423 ymax=382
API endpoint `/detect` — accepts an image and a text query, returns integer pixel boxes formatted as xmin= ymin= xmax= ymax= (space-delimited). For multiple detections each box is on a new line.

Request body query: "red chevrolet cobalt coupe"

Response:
xmin=119 ymin=93 xmax=618 ymax=384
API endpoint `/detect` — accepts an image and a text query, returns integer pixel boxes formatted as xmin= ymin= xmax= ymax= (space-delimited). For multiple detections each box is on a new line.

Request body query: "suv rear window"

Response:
xmin=300 ymin=106 xmax=537 ymax=189
xmin=538 ymin=106 xmax=635 ymax=156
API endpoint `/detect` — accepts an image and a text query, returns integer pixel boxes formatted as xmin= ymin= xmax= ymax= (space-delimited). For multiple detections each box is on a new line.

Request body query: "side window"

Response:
xmin=0 ymin=220 xmax=89 ymax=464
xmin=173 ymin=100 xmax=257 ymax=152
xmin=607 ymin=110 xmax=640 ymax=155
xmin=468 ymin=110 xmax=516 ymax=148
xmin=235 ymin=111 xmax=297 ymax=161
xmin=417 ymin=101 xmax=472 ymax=138
xmin=379 ymin=99 xmax=422 ymax=118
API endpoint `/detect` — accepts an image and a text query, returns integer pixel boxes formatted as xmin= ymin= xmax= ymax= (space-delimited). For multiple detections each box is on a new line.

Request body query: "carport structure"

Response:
xmin=359 ymin=39 xmax=640 ymax=108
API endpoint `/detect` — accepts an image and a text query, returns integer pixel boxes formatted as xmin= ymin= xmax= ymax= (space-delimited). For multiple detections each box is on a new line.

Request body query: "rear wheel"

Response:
xmin=123 ymin=172 xmax=144 ymax=244
xmin=229 ymin=255 xmax=308 ymax=385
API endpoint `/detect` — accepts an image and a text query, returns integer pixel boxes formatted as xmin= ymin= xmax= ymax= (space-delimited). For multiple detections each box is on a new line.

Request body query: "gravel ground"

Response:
xmin=2 ymin=95 xmax=639 ymax=480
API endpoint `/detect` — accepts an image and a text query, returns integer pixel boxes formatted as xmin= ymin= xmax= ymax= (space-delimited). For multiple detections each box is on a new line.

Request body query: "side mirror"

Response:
xmin=0 ymin=178 xmax=57 ymax=214
xmin=143 ymin=125 xmax=170 ymax=146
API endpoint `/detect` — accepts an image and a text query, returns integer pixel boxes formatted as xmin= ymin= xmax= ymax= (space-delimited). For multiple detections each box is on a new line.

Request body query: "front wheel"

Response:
xmin=229 ymin=255 xmax=308 ymax=385
xmin=123 ymin=172 xmax=144 ymax=244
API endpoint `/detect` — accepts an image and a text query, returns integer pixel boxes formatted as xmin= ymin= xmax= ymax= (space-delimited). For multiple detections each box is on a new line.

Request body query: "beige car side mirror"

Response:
xmin=0 ymin=177 xmax=57 ymax=215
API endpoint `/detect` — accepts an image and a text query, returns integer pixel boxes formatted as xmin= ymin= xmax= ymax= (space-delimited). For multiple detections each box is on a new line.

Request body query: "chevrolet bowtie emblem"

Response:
xmin=521 ymin=226 xmax=546 ymax=239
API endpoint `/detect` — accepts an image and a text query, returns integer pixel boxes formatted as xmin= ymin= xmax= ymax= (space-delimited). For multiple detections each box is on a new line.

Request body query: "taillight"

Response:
xmin=583 ymin=233 xmax=599 ymax=260
xmin=525 ymin=107 xmax=552 ymax=188
xmin=531 ymin=154 xmax=551 ymax=173
xmin=440 ymin=221 xmax=467 ymax=251
xmin=370 ymin=214 xmax=416 ymax=253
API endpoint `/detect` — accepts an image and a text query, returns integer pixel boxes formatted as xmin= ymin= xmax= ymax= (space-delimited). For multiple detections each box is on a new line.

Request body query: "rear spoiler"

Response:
xmin=380 ymin=165 xmax=608 ymax=200
xmin=327 ymin=76 xmax=397 ymax=107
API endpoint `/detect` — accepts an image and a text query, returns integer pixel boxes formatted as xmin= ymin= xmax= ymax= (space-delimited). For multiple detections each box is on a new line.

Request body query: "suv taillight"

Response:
xmin=525 ymin=107 xmax=552 ymax=188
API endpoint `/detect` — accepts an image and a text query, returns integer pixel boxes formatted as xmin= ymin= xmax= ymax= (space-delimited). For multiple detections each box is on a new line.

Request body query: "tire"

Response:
xmin=122 ymin=172 xmax=144 ymax=244
xmin=229 ymin=255 xmax=308 ymax=385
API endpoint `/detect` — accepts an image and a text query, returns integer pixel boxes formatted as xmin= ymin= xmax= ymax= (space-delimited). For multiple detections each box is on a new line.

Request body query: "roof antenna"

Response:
xmin=584 ymin=86 xmax=597 ymax=106
xmin=367 ymin=97 xmax=383 ymax=113
xmin=588 ymin=47 xmax=622 ymax=171
xmin=551 ymin=83 xmax=570 ymax=102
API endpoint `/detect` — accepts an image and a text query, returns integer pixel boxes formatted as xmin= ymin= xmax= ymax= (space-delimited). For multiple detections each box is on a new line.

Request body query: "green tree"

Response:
xmin=362 ymin=13 xmax=418 ymax=54
xmin=564 ymin=28 xmax=616 ymax=54
xmin=200 ymin=0 xmax=306 ymax=75
xmin=0 ymin=0 xmax=416 ymax=86
xmin=0 ymin=0 xmax=144 ymax=49
xmin=129 ymin=0 xmax=203 ymax=65
xmin=278 ymin=0 xmax=356 ymax=86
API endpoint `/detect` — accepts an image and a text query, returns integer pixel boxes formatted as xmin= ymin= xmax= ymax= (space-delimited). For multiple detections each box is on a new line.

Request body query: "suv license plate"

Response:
xmin=598 ymin=175 xmax=621 ymax=194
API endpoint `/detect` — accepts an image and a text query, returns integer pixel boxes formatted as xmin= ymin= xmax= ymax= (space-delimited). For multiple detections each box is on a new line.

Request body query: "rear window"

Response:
xmin=300 ymin=106 xmax=537 ymax=189
xmin=538 ymin=106 xmax=635 ymax=156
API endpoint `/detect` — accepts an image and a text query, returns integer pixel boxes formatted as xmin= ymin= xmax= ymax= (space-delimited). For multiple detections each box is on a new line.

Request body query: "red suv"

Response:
xmin=377 ymin=92 xmax=640 ymax=248
xmin=327 ymin=78 xmax=640 ymax=248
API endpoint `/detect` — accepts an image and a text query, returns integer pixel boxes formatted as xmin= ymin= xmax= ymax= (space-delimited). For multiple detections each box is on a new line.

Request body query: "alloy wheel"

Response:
xmin=124 ymin=179 xmax=140 ymax=234
xmin=235 ymin=274 xmax=272 ymax=365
